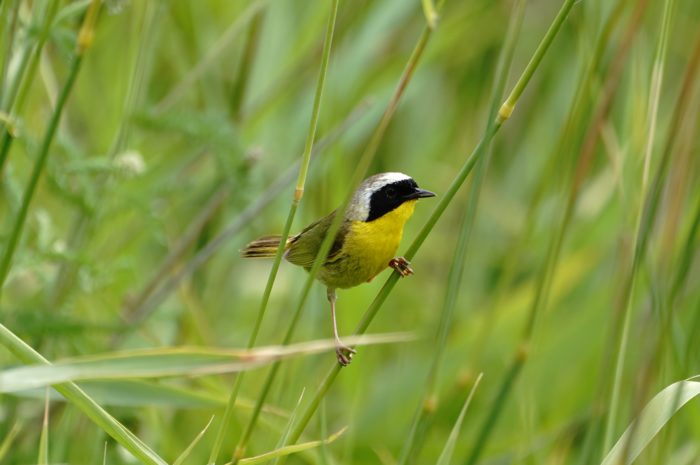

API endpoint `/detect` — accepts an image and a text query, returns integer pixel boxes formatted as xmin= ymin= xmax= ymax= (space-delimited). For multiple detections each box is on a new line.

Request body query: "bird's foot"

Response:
xmin=335 ymin=344 xmax=357 ymax=367
xmin=389 ymin=257 xmax=414 ymax=277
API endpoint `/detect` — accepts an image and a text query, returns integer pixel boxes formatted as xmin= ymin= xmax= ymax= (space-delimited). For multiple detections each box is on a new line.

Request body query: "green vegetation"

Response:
xmin=1 ymin=1 xmax=700 ymax=464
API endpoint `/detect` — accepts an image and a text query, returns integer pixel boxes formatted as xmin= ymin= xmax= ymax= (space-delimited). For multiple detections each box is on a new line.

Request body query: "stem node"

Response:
xmin=497 ymin=101 xmax=514 ymax=123
xmin=423 ymin=394 xmax=439 ymax=414
xmin=76 ymin=0 xmax=101 ymax=55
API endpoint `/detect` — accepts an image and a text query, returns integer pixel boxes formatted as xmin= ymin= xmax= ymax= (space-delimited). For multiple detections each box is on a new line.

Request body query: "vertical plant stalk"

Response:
xmin=0 ymin=0 xmax=99 ymax=293
xmin=278 ymin=0 xmax=579 ymax=458
xmin=207 ymin=2 xmax=340 ymax=463
xmin=38 ymin=390 xmax=49 ymax=465
xmin=421 ymin=0 xmax=438 ymax=29
xmin=397 ymin=1 xmax=525 ymax=462
xmin=466 ymin=1 xmax=649 ymax=464
xmin=0 ymin=0 xmax=60 ymax=173
xmin=229 ymin=11 xmax=264 ymax=120
xmin=0 ymin=0 xmax=21 ymax=108
xmin=680 ymin=196 xmax=700 ymax=368
xmin=154 ymin=0 xmax=270 ymax=114
xmin=615 ymin=1 xmax=683 ymax=463
xmin=234 ymin=1 xmax=449 ymax=463
xmin=641 ymin=0 xmax=675 ymax=188
xmin=602 ymin=19 xmax=700 ymax=458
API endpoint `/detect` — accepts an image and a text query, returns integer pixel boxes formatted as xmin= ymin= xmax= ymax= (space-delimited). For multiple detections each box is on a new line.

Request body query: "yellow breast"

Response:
xmin=321 ymin=200 xmax=417 ymax=289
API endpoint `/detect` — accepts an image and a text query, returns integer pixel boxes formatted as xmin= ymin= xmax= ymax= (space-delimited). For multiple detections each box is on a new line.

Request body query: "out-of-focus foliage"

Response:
xmin=1 ymin=0 xmax=700 ymax=464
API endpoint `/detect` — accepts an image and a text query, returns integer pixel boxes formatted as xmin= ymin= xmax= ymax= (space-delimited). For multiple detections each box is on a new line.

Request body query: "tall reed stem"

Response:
xmin=277 ymin=2 xmax=579 ymax=457
xmin=397 ymin=1 xmax=525 ymax=462
xmin=0 ymin=0 xmax=98 ymax=294
xmin=234 ymin=1 xmax=449 ymax=462
xmin=0 ymin=0 xmax=60 ymax=173
xmin=602 ymin=11 xmax=700 ymax=456
xmin=466 ymin=1 xmax=649 ymax=463
xmin=208 ymin=2 xmax=340 ymax=463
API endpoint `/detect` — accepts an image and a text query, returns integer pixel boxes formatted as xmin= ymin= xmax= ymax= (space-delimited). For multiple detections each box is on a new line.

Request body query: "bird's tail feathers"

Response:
xmin=240 ymin=235 xmax=291 ymax=258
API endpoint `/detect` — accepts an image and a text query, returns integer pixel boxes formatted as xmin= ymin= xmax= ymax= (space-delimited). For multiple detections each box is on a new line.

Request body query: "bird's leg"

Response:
xmin=327 ymin=287 xmax=355 ymax=366
xmin=388 ymin=257 xmax=414 ymax=277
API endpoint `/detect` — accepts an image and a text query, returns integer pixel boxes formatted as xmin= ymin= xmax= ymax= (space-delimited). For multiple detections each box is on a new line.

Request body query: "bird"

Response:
xmin=241 ymin=172 xmax=435 ymax=366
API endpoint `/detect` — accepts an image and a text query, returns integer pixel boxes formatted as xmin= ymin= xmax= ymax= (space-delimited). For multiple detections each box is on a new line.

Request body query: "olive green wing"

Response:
xmin=285 ymin=210 xmax=346 ymax=268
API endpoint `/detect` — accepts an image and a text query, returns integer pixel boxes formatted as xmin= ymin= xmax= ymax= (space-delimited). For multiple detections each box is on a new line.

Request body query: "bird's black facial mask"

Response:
xmin=366 ymin=179 xmax=435 ymax=221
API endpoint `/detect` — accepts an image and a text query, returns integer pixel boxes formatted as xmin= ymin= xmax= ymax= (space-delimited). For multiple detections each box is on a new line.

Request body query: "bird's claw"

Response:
xmin=335 ymin=345 xmax=357 ymax=367
xmin=389 ymin=257 xmax=414 ymax=277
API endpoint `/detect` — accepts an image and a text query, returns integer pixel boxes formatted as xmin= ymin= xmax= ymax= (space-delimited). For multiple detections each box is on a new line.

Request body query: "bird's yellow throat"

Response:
xmin=342 ymin=200 xmax=417 ymax=281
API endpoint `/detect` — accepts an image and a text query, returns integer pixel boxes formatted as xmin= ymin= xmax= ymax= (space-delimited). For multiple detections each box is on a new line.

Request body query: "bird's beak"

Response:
xmin=407 ymin=188 xmax=436 ymax=200
xmin=415 ymin=188 xmax=436 ymax=198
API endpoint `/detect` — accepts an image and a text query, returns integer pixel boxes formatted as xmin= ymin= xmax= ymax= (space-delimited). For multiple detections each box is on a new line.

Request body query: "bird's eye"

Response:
xmin=386 ymin=187 xmax=397 ymax=199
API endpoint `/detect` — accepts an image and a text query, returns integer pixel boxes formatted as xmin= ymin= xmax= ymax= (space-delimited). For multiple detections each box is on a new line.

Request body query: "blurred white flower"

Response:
xmin=114 ymin=150 xmax=146 ymax=178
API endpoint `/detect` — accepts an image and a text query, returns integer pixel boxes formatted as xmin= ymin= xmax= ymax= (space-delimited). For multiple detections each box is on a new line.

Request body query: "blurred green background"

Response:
xmin=1 ymin=0 xmax=700 ymax=464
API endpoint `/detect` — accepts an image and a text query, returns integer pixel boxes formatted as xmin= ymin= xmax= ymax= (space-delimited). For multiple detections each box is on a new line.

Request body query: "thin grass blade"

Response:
xmin=235 ymin=427 xmax=348 ymax=465
xmin=0 ymin=333 xmax=413 ymax=392
xmin=271 ymin=388 xmax=306 ymax=465
xmin=173 ymin=415 xmax=215 ymax=465
xmin=601 ymin=380 xmax=700 ymax=465
xmin=0 ymin=422 xmax=20 ymax=461
xmin=38 ymin=389 xmax=49 ymax=465
xmin=436 ymin=373 xmax=483 ymax=465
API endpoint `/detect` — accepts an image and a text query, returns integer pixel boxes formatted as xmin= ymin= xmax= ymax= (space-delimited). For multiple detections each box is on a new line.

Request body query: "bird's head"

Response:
xmin=346 ymin=172 xmax=435 ymax=222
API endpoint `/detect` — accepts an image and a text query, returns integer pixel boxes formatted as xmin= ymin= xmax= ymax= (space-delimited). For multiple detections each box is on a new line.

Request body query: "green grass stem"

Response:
xmin=497 ymin=0 xmax=577 ymax=124
xmin=0 ymin=0 xmax=99 ymax=294
xmin=279 ymin=3 xmax=580 ymax=455
xmin=229 ymin=11 xmax=264 ymax=120
xmin=468 ymin=2 xmax=650 ymax=463
xmin=209 ymin=2 xmax=339 ymax=462
xmin=154 ymin=0 xmax=271 ymax=114
xmin=12 ymin=0 xmax=61 ymax=119
xmin=397 ymin=1 xmax=525 ymax=462
xmin=602 ymin=19 xmax=700 ymax=457
xmin=641 ymin=0 xmax=675 ymax=188
xmin=0 ymin=0 xmax=60 ymax=174
xmin=234 ymin=2 xmax=448 ymax=462
xmin=38 ymin=390 xmax=49 ymax=464
xmin=3 ymin=1 xmax=698 ymax=463
xmin=0 ymin=0 xmax=21 ymax=109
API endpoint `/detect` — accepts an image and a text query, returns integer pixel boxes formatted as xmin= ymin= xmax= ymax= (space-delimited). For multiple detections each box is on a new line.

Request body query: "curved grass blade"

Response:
xmin=436 ymin=373 xmax=483 ymax=465
xmin=601 ymin=380 xmax=700 ymax=465
xmin=173 ymin=415 xmax=215 ymax=465
xmin=234 ymin=427 xmax=348 ymax=465
xmin=271 ymin=388 xmax=306 ymax=465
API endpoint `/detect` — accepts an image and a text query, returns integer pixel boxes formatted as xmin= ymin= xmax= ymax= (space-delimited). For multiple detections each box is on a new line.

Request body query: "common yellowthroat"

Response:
xmin=241 ymin=172 xmax=435 ymax=366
